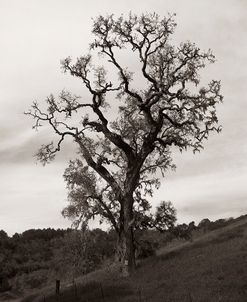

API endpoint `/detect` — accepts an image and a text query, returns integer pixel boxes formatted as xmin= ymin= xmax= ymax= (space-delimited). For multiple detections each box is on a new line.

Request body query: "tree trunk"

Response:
xmin=116 ymin=201 xmax=136 ymax=276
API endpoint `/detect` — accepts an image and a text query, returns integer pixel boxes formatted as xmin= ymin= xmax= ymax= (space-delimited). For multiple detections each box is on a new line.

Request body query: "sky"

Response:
xmin=0 ymin=0 xmax=246 ymax=235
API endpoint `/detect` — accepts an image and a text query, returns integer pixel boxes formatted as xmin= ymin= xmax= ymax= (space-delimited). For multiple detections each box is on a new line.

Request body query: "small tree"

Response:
xmin=26 ymin=13 xmax=222 ymax=274
xmin=0 ymin=230 xmax=8 ymax=241
xmin=198 ymin=218 xmax=211 ymax=233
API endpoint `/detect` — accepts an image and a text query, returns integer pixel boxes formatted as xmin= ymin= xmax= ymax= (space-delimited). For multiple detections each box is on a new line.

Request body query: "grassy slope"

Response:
xmin=20 ymin=216 xmax=247 ymax=302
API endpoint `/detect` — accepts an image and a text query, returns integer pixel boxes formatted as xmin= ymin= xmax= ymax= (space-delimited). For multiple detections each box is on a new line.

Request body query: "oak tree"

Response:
xmin=26 ymin=13 xmax=222 ymax=274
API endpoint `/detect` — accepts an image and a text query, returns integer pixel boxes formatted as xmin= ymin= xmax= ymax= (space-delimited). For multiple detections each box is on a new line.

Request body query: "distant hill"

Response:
xmin=0 ymin=227 xmax=116 ymax=295
xmin=11 ymin=214 xmax=247 ymax=302
xmin=0 ymin=216 xmax=247 ymax=302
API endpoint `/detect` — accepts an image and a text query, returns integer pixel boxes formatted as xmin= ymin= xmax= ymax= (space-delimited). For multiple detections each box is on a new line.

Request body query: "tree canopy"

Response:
xmin=26 ymin=12 xmax=222 ymax=273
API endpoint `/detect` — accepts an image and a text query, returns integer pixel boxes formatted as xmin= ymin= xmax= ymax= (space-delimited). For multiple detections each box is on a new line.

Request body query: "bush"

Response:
xmin=12 ymin=269 xmax=49 ymax=291
xmin=136 ymin=239 xmax=159 ymax=259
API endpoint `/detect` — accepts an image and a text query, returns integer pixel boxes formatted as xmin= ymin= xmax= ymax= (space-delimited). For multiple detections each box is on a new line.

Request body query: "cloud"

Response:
xmin=0 ymin=124 xmax=77 ymax=164
xmin=154 ymin=168 xmax=247 ymax=223
xmin=0 ymin=0 xmax=246 ymax=234
xmin=0 ymin=162 xmax=70 ymax=235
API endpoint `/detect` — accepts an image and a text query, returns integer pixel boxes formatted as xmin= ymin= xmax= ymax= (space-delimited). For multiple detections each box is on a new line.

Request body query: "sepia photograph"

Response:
xmin=0 ymin=0 xmax=246 ymax=301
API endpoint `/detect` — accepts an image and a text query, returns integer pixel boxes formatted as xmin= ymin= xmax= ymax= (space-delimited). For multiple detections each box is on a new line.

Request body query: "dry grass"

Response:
xmin=21 ymin=216 xmax=247 ymax=302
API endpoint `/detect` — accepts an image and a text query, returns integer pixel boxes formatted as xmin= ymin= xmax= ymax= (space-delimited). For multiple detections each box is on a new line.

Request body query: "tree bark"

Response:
xmin=116 ymin=200 xmax=136 ymax=276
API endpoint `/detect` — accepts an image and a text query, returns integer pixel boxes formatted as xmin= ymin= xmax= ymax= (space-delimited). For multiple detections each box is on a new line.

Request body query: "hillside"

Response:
xmin=0 ymin=228 xmax=117 ymax=297
xmin=14 ymin=215 xmax=247 ymax=302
